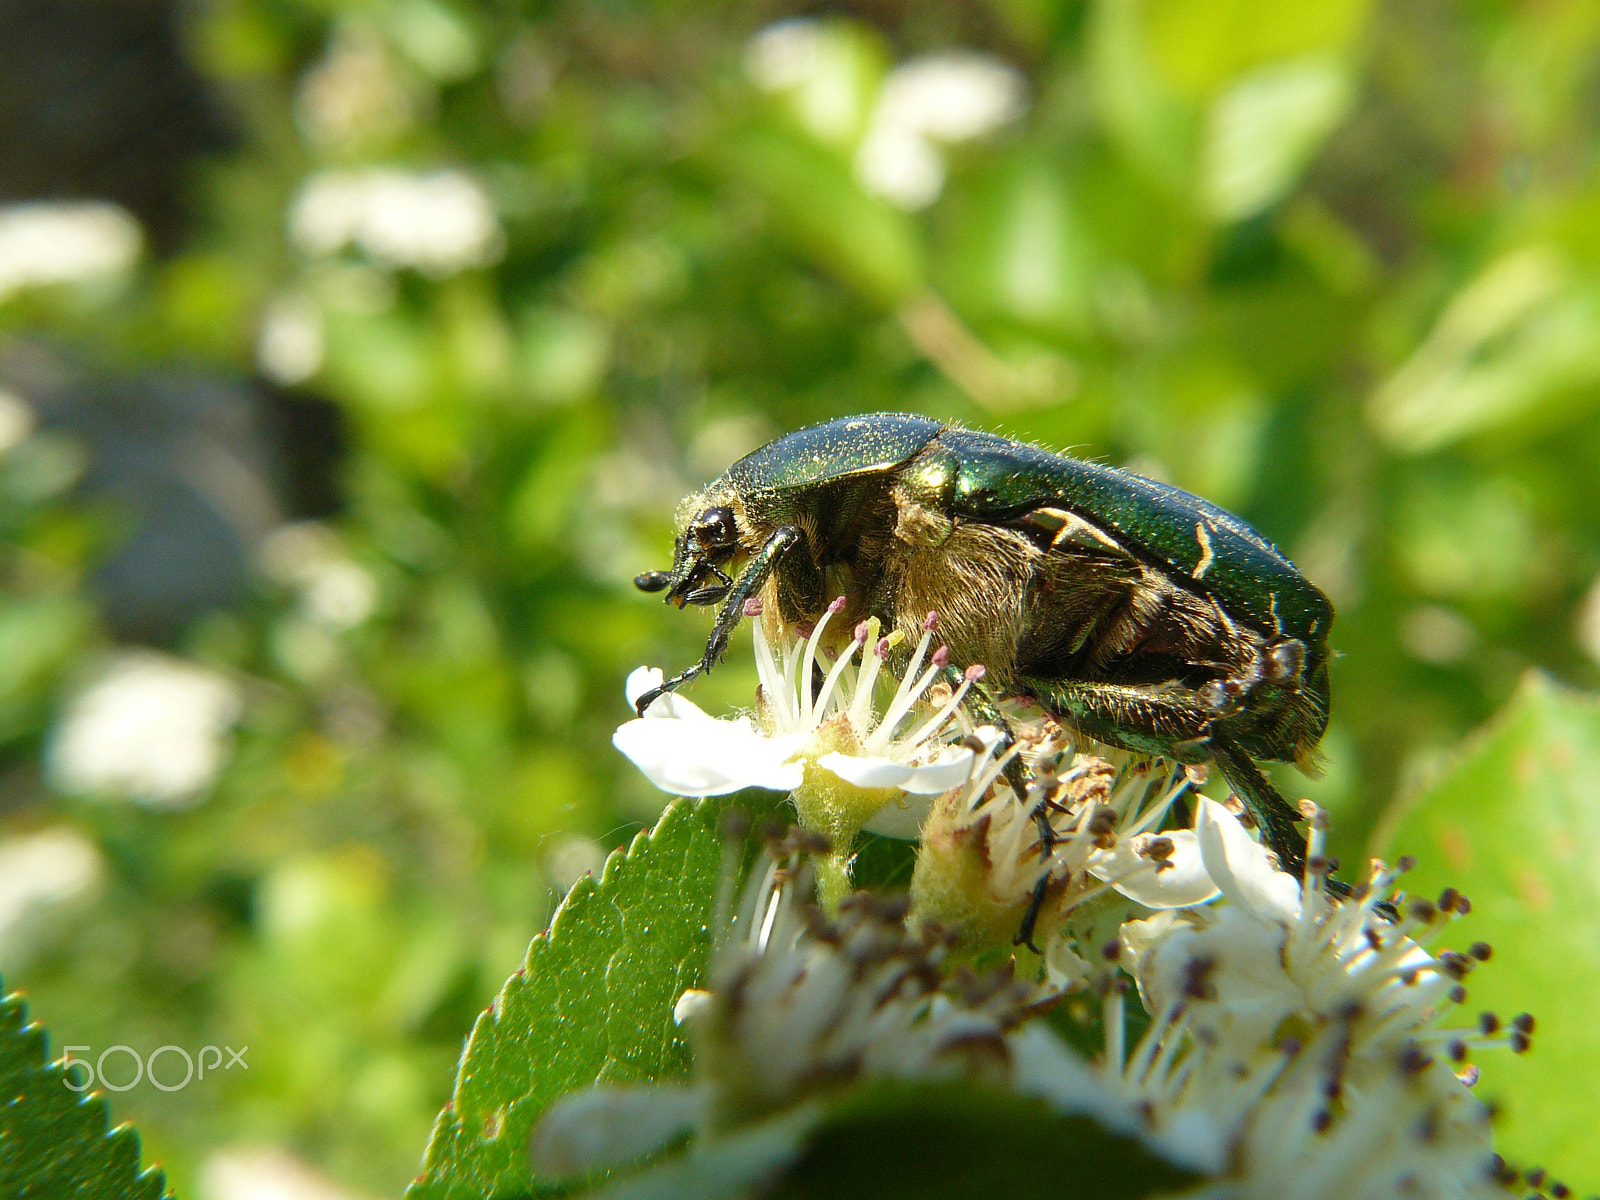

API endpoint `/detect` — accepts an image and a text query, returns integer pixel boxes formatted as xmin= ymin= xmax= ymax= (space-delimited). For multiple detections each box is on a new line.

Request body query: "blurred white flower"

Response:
xmin=874 ymin=53 xmax=1029 ymax=143
xmin=854 ymin=125 xmax=948 ymax=211
xmin=256 ymin=293 xmax=325 ymax=385
xmin=0 ymin=827 xmax=102 ymax=964
xmin=259 ymin=521 xmax=378 ymax=631
xmin=745 ymin=20 xmax=873 ymax=144
xmin=0 ymin=201 xmax=142 ymax=301
xmin=290 ymin=169 xmax=504 ymax=275
xmin=745 ymin=20 xmax=828 ymax=92
xmin=1577 ymin=572 xmax=1600 ymax=667
xmin=201 ymin=1146 xmax=379 ymax=1200
xmin=0 ymin=387 xmax=36 ymax=454
xmin=295 ymin=27 xmax=417 ymax=151
xmin=856 ymin=53 xmax=1027 ymax=210
xmin=542 ymin=834 xmax=608 ymax=893
xmin=48 ymin=652 xmax=243 ymax=808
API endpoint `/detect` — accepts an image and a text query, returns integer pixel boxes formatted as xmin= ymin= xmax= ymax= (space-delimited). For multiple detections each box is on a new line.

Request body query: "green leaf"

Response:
xmin=589 ymin=1081 xmax=1197 ymax=1200
xmin=1142 ymin=0 xmax=1372 ymax=98
xmin=408 ymin=796 xmax=737 ymax=1200
xmin=1376 ymin=672 xmax=1600 ymax=1183
xmin=719 ymin=124 xmax=924 ymax=308
xmin=0 ymin=982 xmax=171 ymax=1200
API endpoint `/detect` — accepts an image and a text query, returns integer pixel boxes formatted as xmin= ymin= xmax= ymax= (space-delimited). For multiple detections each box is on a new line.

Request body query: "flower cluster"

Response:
xmin=607 ymin=616 xmax=1539 ymax=1198
xmin=1108 ymin=797 xmax=1531 ymax=1199
xmin=683 ymin=828 xmax=1041 ymax=1123
xmin=911 ymin=726 xmax=1217 ymax=972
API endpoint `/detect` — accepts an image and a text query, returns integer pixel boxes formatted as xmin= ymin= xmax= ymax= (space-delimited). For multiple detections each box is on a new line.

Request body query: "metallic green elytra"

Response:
xmin=634 ymin=413 xmax=1334 ymax=882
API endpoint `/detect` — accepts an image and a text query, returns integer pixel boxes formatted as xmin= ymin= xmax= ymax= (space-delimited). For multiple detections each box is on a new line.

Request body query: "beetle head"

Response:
xmin=635 ymin=502 xmax=740 ymax=608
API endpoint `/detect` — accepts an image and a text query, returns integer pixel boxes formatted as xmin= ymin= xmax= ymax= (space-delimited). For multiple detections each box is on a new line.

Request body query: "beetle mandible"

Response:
xmin=634 ymin=413 xmax=1332 ymax=886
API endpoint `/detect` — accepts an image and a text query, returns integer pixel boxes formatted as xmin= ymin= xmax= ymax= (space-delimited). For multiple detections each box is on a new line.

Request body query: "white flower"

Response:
xmin=289 ymin=169 xmax=503 ymax=275
xmin=532 ymin=834 xmax=1212 ymax=1179
xmin=201 ymin=1144 xmax=380 ymax=1200
xmin=0 ymin=201 xmax=141 ymax=301
xmin=911 ymin=729 xmax=1218 ymax=965
xmin=873 ymin=53 xmax=1028 ymax=144
xmin=1108 ymin=797 xmax=1524 ymax=1200
xmin=294 ymin=26 xmax=417 ymax=151
xmin=47 ymin=651 xmax=243 ymax=808
xmin=0 ymin=827 xmax=102 ymax=964
xmin=614 ymin=599 xmax=980 ymax=809
xmin=614 ymin=665 xmax=808 ymax=796
xmin=258 ymin=522 xmax=378 ymax=631
xmin=256 ymin=293 xmax=325 ymax=386
xmin=0 ymin=387 xmax=35 ymax=455
xmin=855 ymin=53 xmax=1027 ymax=210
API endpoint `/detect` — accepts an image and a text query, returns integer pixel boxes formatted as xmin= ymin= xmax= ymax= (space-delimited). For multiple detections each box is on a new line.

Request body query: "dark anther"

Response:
xmin=1469 ymin=941 xmax=1493 ymax=961
xmin=1513 ymin=1012 xmax=1536 ymax=1034
xmin=1398 ymin=1043 xmax=1433 ymax=1075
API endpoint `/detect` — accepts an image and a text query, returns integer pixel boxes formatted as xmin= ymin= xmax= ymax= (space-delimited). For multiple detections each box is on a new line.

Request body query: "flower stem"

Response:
xmin=814 ymin=850 xmax=854 ymax=911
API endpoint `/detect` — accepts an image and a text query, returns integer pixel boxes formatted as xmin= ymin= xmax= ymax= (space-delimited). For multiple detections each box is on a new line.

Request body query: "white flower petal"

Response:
xmin=861 ymin=792 xmax=934 ymax=839
xmin=1195 ymin=796 xmax=1302 ymax=924
xmin=613 ymin=716 xmax=806 ymax=796
xmin=624 ymin=666 xmax=721 ymax=724
xmin=817 ymin=751 xmax=914 ymax=790
xmin=818 ymin=743 xmax=974 ymax=795
xmin=897 ymin=745 xmax=979 ymax=794
xmin=624 ymin=666 xmax=664 ymax=710
xmin=1091 ymin=829 xmax=1219 ymax=909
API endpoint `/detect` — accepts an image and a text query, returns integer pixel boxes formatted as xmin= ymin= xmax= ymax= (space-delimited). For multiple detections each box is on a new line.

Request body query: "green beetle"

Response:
xmin=635 ymin=413 xmax=1332 ymax=884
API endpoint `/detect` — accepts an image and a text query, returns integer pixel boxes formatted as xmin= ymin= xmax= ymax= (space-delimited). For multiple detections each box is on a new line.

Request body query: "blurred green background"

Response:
xmin=3 ymin=0 xmax=1600 ymax=1194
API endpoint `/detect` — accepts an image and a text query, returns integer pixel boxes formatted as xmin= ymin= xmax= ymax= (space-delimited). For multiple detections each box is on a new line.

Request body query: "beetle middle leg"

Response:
xmin=634 ymin=525 xmax=802 ymax=716
xmin=1025 ymin=677 xmax=1310 ymax=882
xmin=940 ymin=671 xmax=1057 ymax=952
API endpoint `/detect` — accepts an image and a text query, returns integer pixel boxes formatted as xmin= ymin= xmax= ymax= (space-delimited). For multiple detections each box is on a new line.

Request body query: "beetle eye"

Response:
xmin=694 ymin=505 xmax=738 ymax=548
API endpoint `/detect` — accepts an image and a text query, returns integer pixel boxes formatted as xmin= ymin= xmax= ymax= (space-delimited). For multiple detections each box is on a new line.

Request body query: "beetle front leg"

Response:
xmin=634 ymin=525 xmax=802 ymax=716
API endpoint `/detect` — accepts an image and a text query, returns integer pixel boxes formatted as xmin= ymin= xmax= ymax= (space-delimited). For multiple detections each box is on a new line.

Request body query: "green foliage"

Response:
xmin=584 ymin=1081 xmax=1195 ymax=1200
xmin=410 ymin=796 xmax=740 ymax=1200
xmin=0 ymin=982 xmax=170 ymax=1200
xmin=1 ymin=0 xmax=1599 ymax=1193
xmin=1379 ymin=673 xmax=1600 ymax=1183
